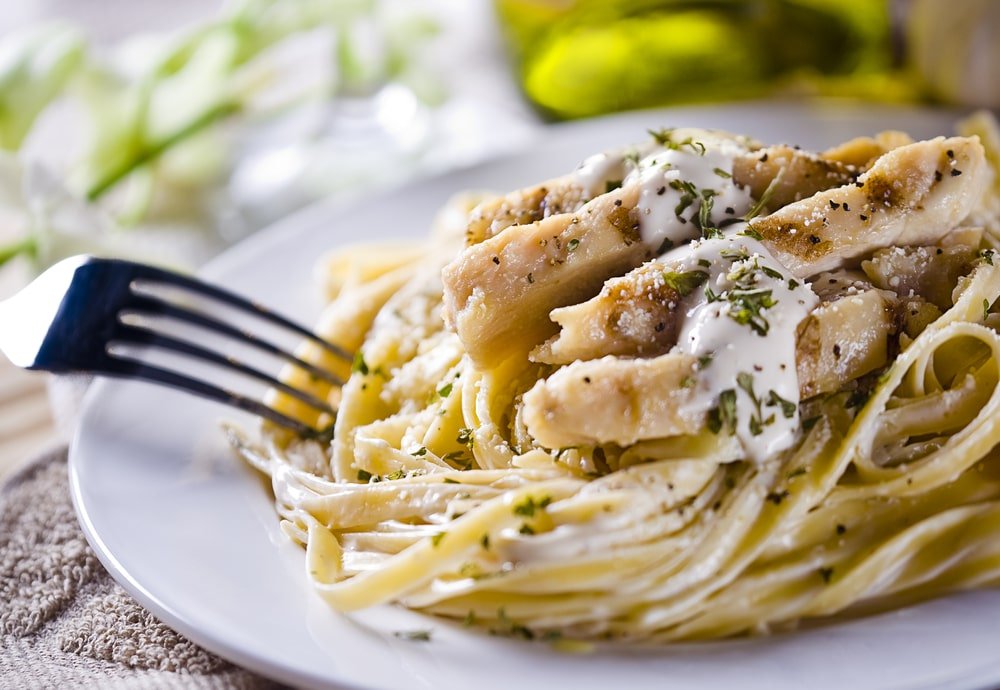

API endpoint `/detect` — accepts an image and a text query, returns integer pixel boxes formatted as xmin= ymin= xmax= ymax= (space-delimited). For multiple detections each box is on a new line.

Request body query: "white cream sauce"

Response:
xmin=628 ymin=139 xmax=753 ymax=252
xmin=570 ymin=129 xmax=753 ymax=255
xmin=659 ymin=226 xmax=818 ymax=462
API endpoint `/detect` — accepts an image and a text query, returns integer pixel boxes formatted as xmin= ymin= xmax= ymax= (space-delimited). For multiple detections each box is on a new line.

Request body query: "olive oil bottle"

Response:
xmin=495 ymin=0 xmax=898 ymax=119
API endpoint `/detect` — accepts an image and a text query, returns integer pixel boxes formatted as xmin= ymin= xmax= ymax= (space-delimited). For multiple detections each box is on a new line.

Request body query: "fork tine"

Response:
xmin=123 ymin=294 xmax=344 ymax=386
xmin=127 ymin=263 xmax=352 ymax=362
xmin=102 ymin=356 xmax=334 ymax=440
xmin=114 ymin=323 xmax=337 ymax=416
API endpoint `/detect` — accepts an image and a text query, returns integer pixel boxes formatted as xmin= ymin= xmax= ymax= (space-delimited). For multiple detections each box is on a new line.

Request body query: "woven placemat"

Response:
xmin=0 ymin=447 xmax=282 ymax=689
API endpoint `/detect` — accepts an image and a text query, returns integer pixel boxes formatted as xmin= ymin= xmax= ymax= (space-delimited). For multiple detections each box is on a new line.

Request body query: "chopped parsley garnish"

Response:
xmin=720 ymin=247 xmax=750 ymax=262
xmin=670 ymin=178 xmax=698 ymax=218
xmin=698 ymin=190 xmax=724 ymax=239
xmin=351 ymin=351 xmax=369 ymax=376
xmin=981 ymin=249 xmax=995 ymax=266
xmin=984 ymin=298 xmax=991 ymax=321
xmin=713 ymin=167 xmax=732 ymax=178
xmin=766 ymin=390 xmax=797 ymax=418
xmin=438 ymin=382 xmax=453 ymax=398
xmin=518 ymin=523 xmax=536 ymax=535
xmin=648 ymin=128 xmax=706 ymax=155
xmin=707 ymin=388 xmax=737 ymax=434
xmin=386 ymin=469 xmax=406 ymax=481
xmin=443 ymin=450 xmax=472 ymax=470
xmin=513 ymin=495 xmax=552 ymax=517
xmin=567 ymin=238 xmax=580 ymax=252
xmin=737 ymin=372 xmax=774 ymax=436
xmin=739 ymin=227 xmax=764 ymax=241
xmin=411 ymin=446 xmax=428 ymax=457
xmin=394 ymin=630 xmax=432 ymax=642
xmin=357 ymin=469 xmax=373 ymax=482
xmin=760 ymin=265 xmax=784 ymax=281
xmin=727 ymin=288 xmax=776 ymax=335
xmin=431 ymin=532 xmax=445 ymax=547
xmin=744 ymin=167 xmax=786 ymax=221
xmin=457 ymin=428 xmax=475 ymax=447
xmin=698 ymin=354 xmax=714 ymax=369
xmin=605 ymin=179 xmax=622 ymax=194
xmin=662 ymin=269 xmax=709 ymax=297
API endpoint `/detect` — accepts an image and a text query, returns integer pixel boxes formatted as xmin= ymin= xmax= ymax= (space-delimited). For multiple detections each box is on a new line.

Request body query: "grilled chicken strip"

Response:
xmin=523 ymin=352 xmax=704 ymax=448
xmin=464 ymin=142 xmax=857 ymax=246
xmin=537 ymin=137 xmax=986 ymax=365
xmin=443 ymin=185 xmax=653 ymax=367
xmin=752 ymin=136 xmax=986 ymax=276
xmin=446 ymin=143 xmax=860 ymax=367
xmin=524 ymin=280 xmax=898 ymax=448
xmin=821 ymin=130 xmax=914 ymax=170
xmin=731 ymin=145 xmax=858 ymax=209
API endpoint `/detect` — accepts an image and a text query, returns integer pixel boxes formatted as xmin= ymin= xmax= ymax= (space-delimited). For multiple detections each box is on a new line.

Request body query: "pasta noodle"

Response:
xmin=229 ymin=113 xmax=1000 ymax=642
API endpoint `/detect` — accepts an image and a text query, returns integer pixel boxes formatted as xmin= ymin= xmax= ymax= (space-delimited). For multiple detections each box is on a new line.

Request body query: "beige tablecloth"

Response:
xmin=0 ymin=446 xmax=280 ymax=689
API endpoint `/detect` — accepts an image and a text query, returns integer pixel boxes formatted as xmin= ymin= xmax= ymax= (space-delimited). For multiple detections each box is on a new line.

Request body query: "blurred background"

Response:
xmin=0 ymin=0 xmax=997 ymax=473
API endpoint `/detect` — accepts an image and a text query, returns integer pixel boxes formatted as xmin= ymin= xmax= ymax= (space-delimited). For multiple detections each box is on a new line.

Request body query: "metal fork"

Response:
xmin=0 ymin=255 xmax=348 ymax=439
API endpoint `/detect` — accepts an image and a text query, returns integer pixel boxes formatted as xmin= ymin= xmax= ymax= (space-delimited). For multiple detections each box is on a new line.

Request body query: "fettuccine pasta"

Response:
xmin=230 ymin=112 xmax=1000 ymax=642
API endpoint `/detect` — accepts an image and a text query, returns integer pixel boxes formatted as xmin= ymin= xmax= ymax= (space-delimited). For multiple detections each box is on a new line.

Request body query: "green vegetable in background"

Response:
xmin=0 ymin=25 xmax=85 ymax=150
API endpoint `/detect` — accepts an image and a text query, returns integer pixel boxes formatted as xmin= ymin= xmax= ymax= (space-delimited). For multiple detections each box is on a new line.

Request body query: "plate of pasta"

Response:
xmin=71 ymin=103 xmax=1000 ymax=690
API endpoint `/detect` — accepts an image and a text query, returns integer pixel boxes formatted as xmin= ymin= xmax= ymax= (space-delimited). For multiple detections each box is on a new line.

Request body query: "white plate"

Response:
xmin=70 ymin=103 xmax=1000 ymax=690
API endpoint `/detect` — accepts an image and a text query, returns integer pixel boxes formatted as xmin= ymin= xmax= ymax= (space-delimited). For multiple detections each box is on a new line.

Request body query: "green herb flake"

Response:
xmin=443 ymin=477 xmax=460 ymax=484
xmin=713 ymin=167 xmax=732 ymax=178
xmin=760 ymin=265 xmax=784 ymax=281
xmin=744 ymin=167 xmax=786 ymax=221
xmin=739 ymin=228 xmax=764 ymax=241
xmin=699 ymin=190 xmax=723 ymax=239
xmin=438 ymin=382 xmax=453 ymax=398
xmin=707 ymin=389 xmax=737 ymax=434
xmin=727 ymin=288 xmax=776 ymax=335
xmin=356 ymin=469 xmax=373 ymax=482
xmin=351 ymin=351 xmax=370 ymax=376
xmin=662 ymin=269 xmax=709 ymax=297
xmin=394 ymin=630 xmax=432 ymax=642
xmin=480 ymin=533 xmax=490 ymax=549
xmin=605 ymin=179 xmax=622 ymax=194
xmin=457 ymin=428 xmax=475 ymax=447
xmin=386 ymin=469 xmax=406 ymax=481
xmin=984 ymin=298 xmax=991 ymax=321
xmin=767 ymin=390 xmax=797 ymax=418
xmin=518 ymin=523 xmax=535 ymax=535
xmin=567 ymin=238 xmax=580 ymax=252
xmin=513 ymin=495 xmax=552 ymax=517
xmin=430 ymin=532 xmax=445 ymax=547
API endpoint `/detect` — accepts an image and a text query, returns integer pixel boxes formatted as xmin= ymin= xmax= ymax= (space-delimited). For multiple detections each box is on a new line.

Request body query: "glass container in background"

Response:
xmin=495 ymin=0 xmax=905 ymax=119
